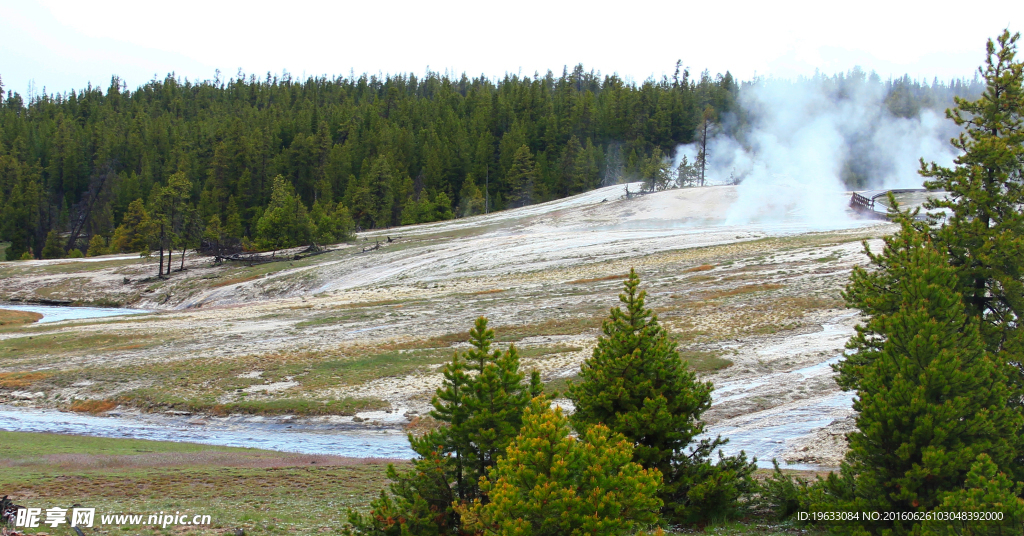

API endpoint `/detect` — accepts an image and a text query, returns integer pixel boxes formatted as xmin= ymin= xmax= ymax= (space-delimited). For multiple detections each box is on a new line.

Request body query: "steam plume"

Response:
xmin=674 ymin=73 xmax=966 ymax=225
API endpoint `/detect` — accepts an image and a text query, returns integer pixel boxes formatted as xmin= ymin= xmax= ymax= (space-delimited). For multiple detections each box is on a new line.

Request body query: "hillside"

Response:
xmin=0 ymin=183 xmax=895 ymax=467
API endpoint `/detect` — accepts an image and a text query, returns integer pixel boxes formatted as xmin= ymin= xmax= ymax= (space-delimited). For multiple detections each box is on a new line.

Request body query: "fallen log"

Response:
xmin=213 ymin=252 xmax=279 ymax=266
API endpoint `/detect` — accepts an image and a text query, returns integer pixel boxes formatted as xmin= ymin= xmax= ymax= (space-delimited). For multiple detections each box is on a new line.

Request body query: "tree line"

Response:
xmin=0 ymin=63 xmax=979 ymax=261
xmin=0 ymin=64 xmax=735 ymax=261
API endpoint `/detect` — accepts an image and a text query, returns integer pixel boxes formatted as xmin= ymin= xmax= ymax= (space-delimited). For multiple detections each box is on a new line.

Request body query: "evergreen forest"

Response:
xmin=0 ymin=65 xmax=983 ymax=260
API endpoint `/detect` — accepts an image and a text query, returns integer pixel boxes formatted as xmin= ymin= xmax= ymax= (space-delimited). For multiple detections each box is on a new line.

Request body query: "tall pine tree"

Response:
xmin=825 ymin=231 xmax=1021 ymax=535
xmin=569 ymin=268 xmax=755 ymax=524
xmin=506 ymin=145 xmax=536 ymax=208
xmin=920 ymin=29 xmax=1024 ymax=356
xmin=347 ymin=317 xmax=542 ymax=535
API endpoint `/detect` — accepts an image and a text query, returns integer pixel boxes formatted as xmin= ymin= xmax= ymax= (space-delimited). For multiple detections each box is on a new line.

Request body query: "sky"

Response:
xmin=1 ymin=0 xmax=1021 ymax=96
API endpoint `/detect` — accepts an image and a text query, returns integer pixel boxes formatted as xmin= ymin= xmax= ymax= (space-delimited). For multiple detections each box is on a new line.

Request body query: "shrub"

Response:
xmin=459 ymin=400 xmax=663 ymax=536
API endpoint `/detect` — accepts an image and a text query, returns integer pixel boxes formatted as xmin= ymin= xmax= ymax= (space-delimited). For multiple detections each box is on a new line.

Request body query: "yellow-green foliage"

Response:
xmin=87 ymin=234 xmax=108 ymax=256
xmin=917 ymin=454 xmax=1024 ymax=535
xmin=459 ymin=400 xmax=662 ymax=536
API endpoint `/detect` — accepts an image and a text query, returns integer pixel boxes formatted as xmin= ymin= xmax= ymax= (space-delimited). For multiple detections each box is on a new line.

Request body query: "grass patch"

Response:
xmin=0 ymin=432 xmax=396 ymax=535
xmin=0 ymin=371 xmax=52 ymax=389
xmin=69 ymin=399 xmax=119 ymax=413
xmin=329 ymin=298 xmax=413 ymax=310
xmin=0 ymin=435 xmax=828 ymax=535
xmin=75 ymin=296 xmax=129 ymax=307
xmin=680 ymin=350 xmax=734 ymax=372
xmin=566 ymin=274 xmax=628 ymax=284
xmin=29 ymin=346 xmax=441 ymax=414
xmin=0 ymin=256 xmax=143 ymax=277
xmin=0 ymin=431 xmax=251 ymax=460
xmin=295 ymin=316 xmax=344 ymax=328
xmin=541 ymin=375 xmax=575 ymax=397
xmin=515 ymin=345 xmax=582 ymax=359
xmin=116 ymin=388 xmax=388 ymax=416
xmin=491 ymin=316 xmax=604 ymax=342
xmin=215 ymin=397 xmax=388 ymax=416
xmin=702 ymin=283 xmax=785 ymax=300
xmin=294 ymin=300 xmax=416 ymax=329
xmin=0 ymin=309 xmax=42 ymax=326
xmin=306 ymin=348 xmax=451 ymax=386
xmin=0 ymin=331 xmax=157 ymax=358
xmin=684 ymin=264 xmax=715 ymax=273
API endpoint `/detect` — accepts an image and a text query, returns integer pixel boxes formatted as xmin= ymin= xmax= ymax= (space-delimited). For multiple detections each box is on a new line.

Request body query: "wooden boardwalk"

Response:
xmin=849 ymin=189 xmax=929 ymax=220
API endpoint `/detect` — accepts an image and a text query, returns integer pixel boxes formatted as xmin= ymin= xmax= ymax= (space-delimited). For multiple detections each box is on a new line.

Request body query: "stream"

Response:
xmin=0 ymin=405 xmax=415 ymax=459
xmin=0 ymin=304 xmax=151 ymax=323
xmin=0 ymin=398 xmax=850 ymax=468
xmin=0 ymin=304 xmax=852 ymax=468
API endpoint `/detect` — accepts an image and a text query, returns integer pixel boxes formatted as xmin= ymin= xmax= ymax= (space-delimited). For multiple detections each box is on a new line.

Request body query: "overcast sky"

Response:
xmin=2 ymin=0 xmax=1020 ymax=96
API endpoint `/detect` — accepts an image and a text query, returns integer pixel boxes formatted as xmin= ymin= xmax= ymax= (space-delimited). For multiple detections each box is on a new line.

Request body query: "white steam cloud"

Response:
xmin=674 ymin=76 xmax=962 ymax=226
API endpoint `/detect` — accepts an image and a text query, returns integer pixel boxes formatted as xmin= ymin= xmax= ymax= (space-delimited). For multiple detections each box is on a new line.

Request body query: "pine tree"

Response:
xmin=365 ymin=155 xmax=398 ymax=228
xmin=0 ymin=165 xmax=42 ymax=261
xmin=458 ymin=400 xmax=663 ymax=536
xmin=223 ymin=196 xmax=244 ymax=244
xmin=834 ymin=235 xmax=1021 ymax=535
xmin=569 ymin=268 xmax=755 ymax=524
xmin=86 ymin=234 xmax=107 ymax=256
xmin=506 ymin=145 xmax=536 ymax=208
xmin=838 ymin=32 xmax=1024 ymax=411
xmin=676 ymin=155 xmax=700 ymax=188
xmin=559 ymin=135 xmax=585 ymax=197
xmin=109 ymin=198 xmax=154 ymax=254
xmin=919 ymin=30 xmax=1024 ymax=355
xmin=203 ymin=215 xmax=225 ymax=255
xmin=310 ymin=200 xmax=335 ymax=245
xmin=433 ymin=317 xmax=543 ymax=502
xmin=432 ymin=192 xmax=454 ymax=221
xmin=641 ymin=147 xmax=672 ymax=191
xmin=255 ymin=175 xmax=313 ymax=251
xmin=837 ymin=210 xmax=933 ymax=390
xmin=332 ymin=202 xmax=355 ymax=242
xmin=347 ymin=317 xmax=542 ymax=535
xmin=41 ymin=229 xmax=65 ymax=259
xmin=457 ymin=174 xmax=485 ymax=217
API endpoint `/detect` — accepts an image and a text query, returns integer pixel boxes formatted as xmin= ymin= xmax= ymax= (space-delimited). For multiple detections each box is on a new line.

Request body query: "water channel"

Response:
xmin=1 ymin=303 xmax=151 ymax=323
xmin=0 ymin=405 xmax=415 ymax=459
xmin=0 ymin=304 xmax=851 ymax=468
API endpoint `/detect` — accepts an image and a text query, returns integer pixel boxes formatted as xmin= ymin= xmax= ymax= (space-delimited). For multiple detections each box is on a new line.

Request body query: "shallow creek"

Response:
xmin=0 ymin=396 xmax=849 ymax=469
xmin=1 ymin=304 xmax=151 ymax=323
xmin=0 ymin=405 xmax=415 ymax=459
xmin=0 ymin=305 xmax=853 ymax=469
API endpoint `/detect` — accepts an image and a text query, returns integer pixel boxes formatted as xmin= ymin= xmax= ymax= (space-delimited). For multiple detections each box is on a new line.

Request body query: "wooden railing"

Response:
xmin=849 ymin=189 xmax=927 ymax=220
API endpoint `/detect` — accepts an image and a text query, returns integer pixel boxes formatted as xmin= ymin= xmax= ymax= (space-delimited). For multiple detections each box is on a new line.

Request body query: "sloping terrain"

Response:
xmin=0 ymin=184 xmax=895 ymax=467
